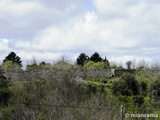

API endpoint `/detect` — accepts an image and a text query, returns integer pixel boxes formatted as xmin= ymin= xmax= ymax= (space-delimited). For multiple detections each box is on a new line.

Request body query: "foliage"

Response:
xmin=2 ymin=60 xmax=21 ymax=72
xmin=2 ymin=57 xmax=160 ymax=119
xmin=139 ymin=80 xmax=148 ymax=96
xmin=0 ymin=106 xmax=15 ymax=120
xmin=83 ymin=61 xmax=95 ymax=69
xmin=53 ymin=61 xmax=73 ymax=70
xmin=137 ymin=59 xmax=148 ymax=69
xmin=150 ymin=78 xmax=160 ymax=100
xmin=126 ymin=60 xmax=132 ymax=69
xmin=0 ymin=68 xmax=12 ymax=107
xmin=132 ymin=95 xmax=144 ymax=107
xmin=76 ymin=52 xmax=110 ymax=68
xmin=26 ymin=63 xmax=38 ymax=71
xmin=84 ymin=61 xmax=109 ymax=70
xmin=112 ymin=73 xmax=140 ymax=96
xmin=89 ymin=52 xmax=103 ymax=63
xmin=6 ymin=72 xmax=120 ymax=120
xmin=76 ymin=53 xmax=89 ymax=66
xmin=26 ymin=57 xmax=39 ymax=71
xmin=102 ymin=56 xmax=110 ymax=66
xmin=94 ymin=62 xmax=109 ymax=69
xmin=36 ymin=113 xmax=47 ymax=120
xmin=3 ymin=52 xmax=22 ymax=67
xmin=26 ymin=62 xmax=52 ymax=71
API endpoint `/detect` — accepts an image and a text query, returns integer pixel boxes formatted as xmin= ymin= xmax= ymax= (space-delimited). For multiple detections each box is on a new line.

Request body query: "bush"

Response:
xmin=0 ymin=106 xmax=15 ymax=120
xmin=84 ymin=61 xmax=109 ymax=70
xmin=0 ymin=68 xmax=12 ymax=107
xmin=2 ymin=60 xmax=21 ymax=72
xmin=36 ymin=113 xmax=47 ymax=120
xmin=132 ymin=95 xmax=144 ymax=107
xmin=150 ymin=78 xmax=160 ymax=99
xmin=139 ymin=80 xmax=148 ymax=96
xmin=83 ymin=61 xmax=95 ymax=70
xmin=112 ymin=73 xmax=140 ymax=96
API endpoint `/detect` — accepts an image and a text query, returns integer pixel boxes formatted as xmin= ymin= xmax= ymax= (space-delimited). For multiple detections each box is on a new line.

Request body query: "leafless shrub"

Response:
xmin=8 ymin=72 xmax=121 ymax=120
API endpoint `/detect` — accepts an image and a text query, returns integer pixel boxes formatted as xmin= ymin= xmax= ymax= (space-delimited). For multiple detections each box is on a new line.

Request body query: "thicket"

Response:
xmin=0 ymin=72 xmax=121 ymax=120
xmin=0 ymin=68 xmax=160 ymax=119
xmin=1 ymin=52 xmax=160 ymax=119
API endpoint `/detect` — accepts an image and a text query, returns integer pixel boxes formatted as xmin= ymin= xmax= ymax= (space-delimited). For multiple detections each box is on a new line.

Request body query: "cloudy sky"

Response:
xmin=0 ymin=0 xmax=160 ymax=66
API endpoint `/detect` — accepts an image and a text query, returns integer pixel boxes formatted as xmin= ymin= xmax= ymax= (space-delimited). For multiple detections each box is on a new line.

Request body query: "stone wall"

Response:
xmin=4 ymin=69 xmax=140 ymax=81
xmin=4 ymin=69 xmax=112 ymax=81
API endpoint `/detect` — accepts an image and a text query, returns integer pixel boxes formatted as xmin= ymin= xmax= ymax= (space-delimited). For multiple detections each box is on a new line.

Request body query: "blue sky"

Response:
xmin=0 ymin=0 xmax=160 ymax=67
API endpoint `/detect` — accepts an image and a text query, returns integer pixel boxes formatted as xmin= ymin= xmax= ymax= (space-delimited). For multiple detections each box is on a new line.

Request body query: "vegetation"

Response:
xmin=3 ymin=52 xmax=22 ymax=67
xmin=76 ymin=53 xmax=89 ymax=66
xmin=126 ymin=60 xmax=132 ymax=69
xmin=0 ymin=67 xmax=12 ymax=107
xmin=112 ymin=73 xmax=140 ymax=96
xmin=0 ymin=51 xmax=160 ymax=119
xmin=2 ymin=52 xmax=22 ymax=72
xmin=89 ymin=52 xmax=103 ymax=63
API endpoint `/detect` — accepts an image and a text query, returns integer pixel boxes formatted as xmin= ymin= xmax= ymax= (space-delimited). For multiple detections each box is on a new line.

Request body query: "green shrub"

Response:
xmin=150 ymin=78 xmax=160 ymax=99
xmin=0 ymin=68 xmax=12 ymax=107
xmin=2 ymin=60 xmax=21 ymax=72
xmin=132 ymin=95 xmax=144 ymax=107
xmin=0 ymin=106 xmax=15 ymax=120
xmin=84 ymin=61 xmax=109 ymax=70
xmin=112 ymin=73 xmax=140 ymax=96
xmin=139 ymin=80 xmax=148 ymax=96
xmin=36 ymin=113 xmax=47 ymax=120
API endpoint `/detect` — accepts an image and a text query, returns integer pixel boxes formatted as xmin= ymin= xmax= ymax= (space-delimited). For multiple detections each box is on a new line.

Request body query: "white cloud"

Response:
xmin=32 ymin=12 xmax=98 ymax=51
xmin=0 ymin=0 xmax=160 ymax=67
xmin=25 ymin=11 xmax=137 ymax=60
xmin=93 ymin=0 xmax=135 ymax=15
xmin=0 ymin=0 xmax=44 ymax=16
xmin=0 ymin=0 xmax=46 ymax=28
xmin=0 ymin=38 xmax=11 ymax=51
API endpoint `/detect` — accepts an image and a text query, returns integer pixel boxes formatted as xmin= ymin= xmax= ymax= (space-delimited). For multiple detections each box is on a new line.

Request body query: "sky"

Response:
xmin=0 ymin=0 xmax=160 ymax=67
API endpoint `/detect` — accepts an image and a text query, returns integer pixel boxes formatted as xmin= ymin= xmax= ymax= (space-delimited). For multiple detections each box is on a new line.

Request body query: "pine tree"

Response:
xmin=3 ymin=52 xmax=22 ymax=67
xmin=76 ymin=53 xmax=89 ymax=66
xmin=90 ymin=52 xmax=103 ymax=63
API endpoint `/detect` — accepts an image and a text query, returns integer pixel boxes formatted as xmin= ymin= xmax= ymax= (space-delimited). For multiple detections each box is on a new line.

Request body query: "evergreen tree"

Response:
xmin=90 ymin=52 xmax=103 ymax=63
xmin=3 ymin=52 xmax=22 ymax=67
xmin=76 ymin=53 xmax=89 ymax=66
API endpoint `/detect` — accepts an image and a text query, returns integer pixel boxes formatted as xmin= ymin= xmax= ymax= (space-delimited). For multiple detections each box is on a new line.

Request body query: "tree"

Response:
xmin=3 ymin=52 xmax=22 ymax=67
xmin=150 ymin=78 xmax=160 ymax=100
xmin=131 ymin=59 xmax=136 ymax=69
xmin=112 ymin=73 xmax=140 ymax=96
xmin=2 ymin=60 xmax=21 ymax=72
xmin=39 ymin=61 xmax=46 ymax=66
xmin=0 ymin=67 xmax=12 ymax=106
xmin=103 ymin=56 xmax=110 ymax=66
xmin=137 ymin=59 xmax=148 ymax=69
xmin=126 ymin=61 xmax=132 ymax=69
xmin=76 ymin=53 xmax=89 ymax=66
xmin=90 ymin=52 xmax=103 ymax=63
